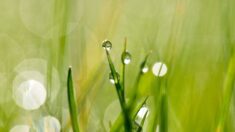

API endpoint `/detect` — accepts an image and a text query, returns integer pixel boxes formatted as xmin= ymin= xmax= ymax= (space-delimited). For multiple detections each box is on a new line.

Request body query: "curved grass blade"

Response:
xmin=67 ymin=67 xmax=80 ymax=132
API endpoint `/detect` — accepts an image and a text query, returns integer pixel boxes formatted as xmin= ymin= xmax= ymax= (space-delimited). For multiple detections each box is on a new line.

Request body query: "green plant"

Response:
xmin=67 ymin=67 xmax=80 ymax=132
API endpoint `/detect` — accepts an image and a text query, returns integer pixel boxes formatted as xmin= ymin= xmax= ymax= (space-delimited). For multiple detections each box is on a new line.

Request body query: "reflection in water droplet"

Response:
xmin=109 ymin=72 xmax=120 ymax=84
xmin=137 ymin=106 xmax=149 ymax=119
xmin=109 ymin=73 xmax=115 ymax=84
xmin=10 ymin=125 xmax=30 ymax=132
xmin=135 ymin=106 xmax=149 ymax=126
xmin=141 ymin=65 xmax=149 ymax=73
xmin=13 ymin=79 xmax=46 ymax=110
xmin=122 ymin=51 xmax=132 ymax=65
xmin=152 ymin=62 xmax=168 ymax=77
xmin=102 ymin=40 xmax=112 ymax=51
xmin=36 ymin=116 xmax=61 ymax=132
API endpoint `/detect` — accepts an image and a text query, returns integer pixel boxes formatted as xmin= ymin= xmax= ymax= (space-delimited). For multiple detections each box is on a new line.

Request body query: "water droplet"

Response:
xmin=10 ymin=125 xmax=30 ymax=132
xmin=141 ymin=65 xmax=149 ymax=73
xmin=122 ymin=51 xmax=132 ymax=65
xmin=152 ymin=62 xmax=167 ymax=77
xmin=109 ymin=73 xmax=115 ymax=84
xmin=109 ymin=72 xmax=120 ymax=84
xmin=135 ymin=106 xmax=149 ymax=125
xmin=137 ymin=106 xmax=149 ymax=119
xmin=102 ymin=40 xmax=112 ymax=51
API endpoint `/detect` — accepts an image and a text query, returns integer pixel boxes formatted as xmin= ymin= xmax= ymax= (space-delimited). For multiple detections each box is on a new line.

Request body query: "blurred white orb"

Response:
xmin=152 ymin=62 xmax=167 ymax=77
xmin=37 ymin=116 xmax=61 ymax=132
xmin=10 ymin=125 xmax=30 ymax=132
xmin=13 ymin=79 xmax=46 ymax=110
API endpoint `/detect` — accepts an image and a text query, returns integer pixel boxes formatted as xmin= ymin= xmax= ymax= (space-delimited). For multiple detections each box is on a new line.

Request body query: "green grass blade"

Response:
xmin=128 ymin=52 xmax=151 ymax=110
xmin=121 ymin=38 xmax=127 ymax=101
xmin=159 ymin=93 xmax=168 ymax=132
xmin=67 ymin=67 xmax=80 ymax=132
xmin=105 ymin=49 xmax=132 ymax=131
xmin=217 ymin=53 xmax=235 ymax=132
xmin=111 ymin=97 xmax=148 ymax=131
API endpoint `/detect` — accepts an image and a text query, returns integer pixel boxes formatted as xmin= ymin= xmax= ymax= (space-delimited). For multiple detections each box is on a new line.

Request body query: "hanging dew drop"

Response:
xmin=102 ymin=40 xmax=112 ymax=51
xmin=122 ymin=51 xmax=132 ymax=65
xmin=109 ymin=72 xmax=120 ymax=84
xmin=109 ymin=73 xmax=115 ymax=84
xmin=141 ymin=65 xmax=149 ymax=73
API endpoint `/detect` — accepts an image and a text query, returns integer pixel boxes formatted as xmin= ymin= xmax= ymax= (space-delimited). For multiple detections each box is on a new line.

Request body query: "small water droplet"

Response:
xmin=141 ymin=65 xmax=149 ymax=73
xmin=102 ymin=40 xmax=112 ymax=51
xmin=109 ymin=72 xmax=120 ymax=84
xmin=122 ymin=51 xmax=132 ymax=65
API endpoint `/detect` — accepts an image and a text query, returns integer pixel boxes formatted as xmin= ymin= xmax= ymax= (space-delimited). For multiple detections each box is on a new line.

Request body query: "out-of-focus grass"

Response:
xmin=0 ymin=0 xmax=235 ymax=131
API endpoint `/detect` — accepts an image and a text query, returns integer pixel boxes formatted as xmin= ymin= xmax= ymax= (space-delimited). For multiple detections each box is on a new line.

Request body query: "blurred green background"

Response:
xmin=0 ymin=0 xmax=235 ymax=131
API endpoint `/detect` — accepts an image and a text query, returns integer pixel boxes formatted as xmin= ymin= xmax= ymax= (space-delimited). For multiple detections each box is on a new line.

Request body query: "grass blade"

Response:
xmin=67 ymin=67 xmax=80 ymax=132
xmin=217 ymin=53 xmax=235 ymax=132
xmin=105 ymin=49 xmax=132 ymax=131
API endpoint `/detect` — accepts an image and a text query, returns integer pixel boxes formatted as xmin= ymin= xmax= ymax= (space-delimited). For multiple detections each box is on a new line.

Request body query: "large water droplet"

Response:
xmin=122 ymin=51 xmax=132 ymax=65
xmin=109 ymin=72 xmax=120 ymax=84
xmin=135 ymin=106 xmax=149 ymax=125
xmin=102 ymin=40 xmax=112 ymax=51
xmin=152 ymin=62 xmax=167 ymax=77
xmin=137 ymin=106 xmax=149 ymax=119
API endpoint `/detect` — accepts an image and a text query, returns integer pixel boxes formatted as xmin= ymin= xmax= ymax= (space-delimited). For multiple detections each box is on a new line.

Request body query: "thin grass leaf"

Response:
xmin=104 ymin=48 xmax=132 ymax=131
xmin=128 ymin=52 xmax=151 ymax=110
xmin=121 ymin=37 xmax=127 ymax=101
xmin=217 ymin=53 xmax=235 ymax=132
xmin=67 ymin=67 xmax=80 ymax=132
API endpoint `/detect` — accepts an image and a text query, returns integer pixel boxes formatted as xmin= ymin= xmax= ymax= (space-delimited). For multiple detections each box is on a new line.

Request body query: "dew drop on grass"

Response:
xmin=122 ymin=51 xmax=132 ymax=65
xmin=109 ymin=73 xmax=115 ymax=84
xmin=135 ymin=106 xmax=149 ymax=125
xmin=10 ymin=125 xmax=30 ymax=132
xmin=109 ymin=72 xmax=120 ymax=84
xmin=13 ymin=79 xmax=47 ymax=110
xmin=102 ymin=40 xmax=112 ymax=51
xmin=152 ymin=62 xmax=167 ymax=77
xmin=141 ymin=65 xmax=149 ymax=73
xmin=137 ymin=106 xmax=149 ymax=119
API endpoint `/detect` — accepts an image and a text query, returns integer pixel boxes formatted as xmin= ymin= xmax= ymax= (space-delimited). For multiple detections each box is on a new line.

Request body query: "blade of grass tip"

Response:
xmin=104 ymin=49 xmax=132 ymax=131
xmin=121 ymin=37 xmax=127 ymax=102
xmin=67 ymin=67 xmax=80 ymax=132
xmin=217 ymin=53 xmax=235 ymax=132
xmin=128 ymin=52 xmax=151 ymax=109
xmin=111 ymin=97 xmax=148 ymax=132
